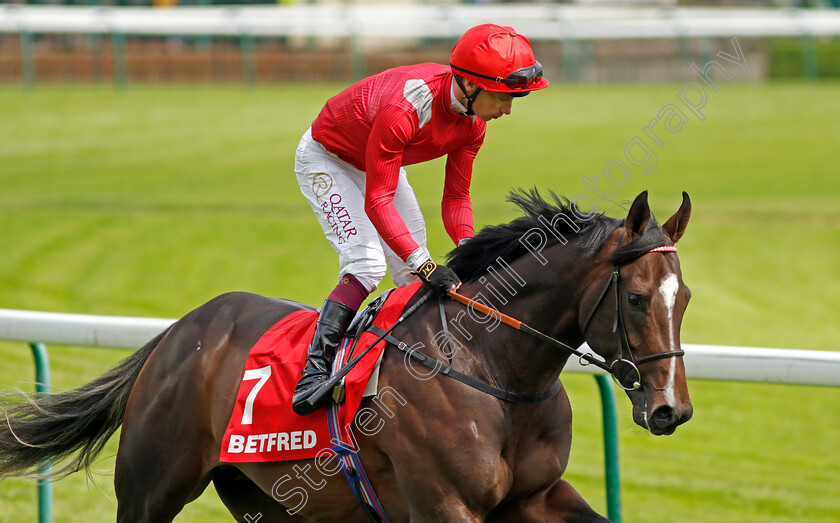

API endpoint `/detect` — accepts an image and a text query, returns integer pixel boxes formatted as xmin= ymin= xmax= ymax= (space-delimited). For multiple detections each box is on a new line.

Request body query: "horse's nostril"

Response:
xmin=652 ymin=405 xmax=676 ymax=425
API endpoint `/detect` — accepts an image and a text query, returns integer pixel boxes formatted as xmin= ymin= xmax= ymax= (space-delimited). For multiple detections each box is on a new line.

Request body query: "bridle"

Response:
xmin=447 ymin=243 xmax=685 ymax=392
xmin=579 ymin=244 xmax=685 ymax=391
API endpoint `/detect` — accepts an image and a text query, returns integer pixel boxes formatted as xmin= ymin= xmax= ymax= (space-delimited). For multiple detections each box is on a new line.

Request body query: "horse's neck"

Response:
xmin=456 ymin=253 xmax=589 ymax=397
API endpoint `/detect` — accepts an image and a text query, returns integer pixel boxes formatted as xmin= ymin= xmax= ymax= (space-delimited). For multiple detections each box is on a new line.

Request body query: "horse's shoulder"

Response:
xmin=505 ymin=390 xmax=573 ymax=453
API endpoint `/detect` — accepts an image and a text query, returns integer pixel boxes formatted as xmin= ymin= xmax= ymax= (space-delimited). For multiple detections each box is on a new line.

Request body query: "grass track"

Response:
xmin=1 ymin=80 xmax=839 ymax=522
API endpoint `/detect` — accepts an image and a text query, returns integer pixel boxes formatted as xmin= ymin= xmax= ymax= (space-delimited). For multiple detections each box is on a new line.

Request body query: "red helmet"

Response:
xmin=450 ymin=24 xmax=549 ymax=94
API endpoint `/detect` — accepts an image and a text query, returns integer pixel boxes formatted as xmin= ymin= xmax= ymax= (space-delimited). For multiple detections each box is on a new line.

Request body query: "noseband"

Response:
xmin=579 ymin=244 xmax=685 ymax=391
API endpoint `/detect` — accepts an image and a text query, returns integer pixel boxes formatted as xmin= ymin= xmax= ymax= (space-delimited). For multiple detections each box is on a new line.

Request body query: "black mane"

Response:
xmin=446 ymin=189 xmax=668 ymax=282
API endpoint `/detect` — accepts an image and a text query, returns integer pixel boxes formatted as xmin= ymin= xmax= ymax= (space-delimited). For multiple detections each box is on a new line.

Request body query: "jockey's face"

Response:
xmin=471 ymin=89 xmax=514 ymax=122
xmin=457 ymin=78 xmax=514 ymax=122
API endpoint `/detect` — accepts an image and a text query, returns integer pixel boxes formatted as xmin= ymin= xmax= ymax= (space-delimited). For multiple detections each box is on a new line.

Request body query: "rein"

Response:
xmin=445 ymin=291 xmax=612 ymax=374
xmin=448 ymin=244 xmax=685 ymax=392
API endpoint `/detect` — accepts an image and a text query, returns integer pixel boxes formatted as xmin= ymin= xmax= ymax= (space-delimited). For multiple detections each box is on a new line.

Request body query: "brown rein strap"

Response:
xmin=446 ymin=290 xmax=614 ymax=374
xmin=446 ymin=290 xmax=522 ymax=330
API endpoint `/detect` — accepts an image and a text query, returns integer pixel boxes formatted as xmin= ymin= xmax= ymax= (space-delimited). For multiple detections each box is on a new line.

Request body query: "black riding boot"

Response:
xmin=292 ymin=299 xmax=357 ymax=415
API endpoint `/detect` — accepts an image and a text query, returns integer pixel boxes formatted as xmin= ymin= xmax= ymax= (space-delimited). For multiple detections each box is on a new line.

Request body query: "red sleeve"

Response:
xmin=441 ymin=122 xmax=484 ymax=245
xmin=364 ymin=104 xmax=421 ymax=261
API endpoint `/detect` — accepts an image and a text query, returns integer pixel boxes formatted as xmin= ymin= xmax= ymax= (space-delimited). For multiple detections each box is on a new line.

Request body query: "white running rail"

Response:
xmin=1 ymin=308 xmax=838 ymax=386
xmin=1 ymin=5 xmax=839 ymax=40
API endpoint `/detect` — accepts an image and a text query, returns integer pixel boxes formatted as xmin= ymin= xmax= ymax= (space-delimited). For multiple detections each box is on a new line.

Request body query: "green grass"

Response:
xmin=1 ymin=80 xmax=839 ymax=522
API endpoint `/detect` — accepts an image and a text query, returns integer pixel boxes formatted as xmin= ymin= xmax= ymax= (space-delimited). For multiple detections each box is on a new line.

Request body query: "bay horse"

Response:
xmin=0 ymin=189 xmax=692 ymax=522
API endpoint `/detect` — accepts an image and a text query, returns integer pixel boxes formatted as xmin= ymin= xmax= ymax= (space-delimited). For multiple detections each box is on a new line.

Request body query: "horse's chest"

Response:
xmin=445 ymin=428 xmax=566 ymax=504
xmin=448 ymin=441 xmax=567 ymax=515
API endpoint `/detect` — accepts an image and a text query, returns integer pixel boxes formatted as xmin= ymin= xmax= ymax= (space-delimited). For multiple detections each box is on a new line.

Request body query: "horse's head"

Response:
xmin=580 ymin=191 xmax=693 ymax=435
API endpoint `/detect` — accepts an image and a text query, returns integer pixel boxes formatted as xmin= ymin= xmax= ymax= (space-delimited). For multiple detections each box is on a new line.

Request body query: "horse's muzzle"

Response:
xmin=648 ymin=404 xmax=693 ymax=435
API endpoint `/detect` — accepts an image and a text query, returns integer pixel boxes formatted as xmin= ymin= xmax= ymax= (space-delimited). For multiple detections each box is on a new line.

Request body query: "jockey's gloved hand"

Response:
xmin=413 ymin=259 xmax=461 ymax=297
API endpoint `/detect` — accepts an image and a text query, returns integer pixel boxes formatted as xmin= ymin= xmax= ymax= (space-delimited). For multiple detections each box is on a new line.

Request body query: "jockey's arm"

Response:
xmin=364 ymin=106 xmax=428 ymax=269
xmin=442 ymin=144 xmax=480 ymax=247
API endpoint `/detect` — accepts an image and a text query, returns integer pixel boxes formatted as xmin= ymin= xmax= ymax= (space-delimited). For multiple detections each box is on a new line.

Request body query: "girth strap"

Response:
xmin=327 ymin=338 xmax=391 ymax=523
xmin=368 ymin=325 xmax=562 ymax=404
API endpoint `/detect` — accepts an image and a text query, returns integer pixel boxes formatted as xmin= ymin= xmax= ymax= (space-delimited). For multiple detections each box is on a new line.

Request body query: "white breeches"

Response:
xmin=295 ymin=128 xmax=429 ymax=292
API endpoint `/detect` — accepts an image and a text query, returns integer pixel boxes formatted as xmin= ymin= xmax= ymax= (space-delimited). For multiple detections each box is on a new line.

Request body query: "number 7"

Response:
xmin=241 ymin=365 xmax=272 ymax=425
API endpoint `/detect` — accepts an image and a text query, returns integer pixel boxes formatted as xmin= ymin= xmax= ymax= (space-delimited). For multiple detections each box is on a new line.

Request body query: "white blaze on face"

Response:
xmin=659 ymin=273 xmax=680 ymax=406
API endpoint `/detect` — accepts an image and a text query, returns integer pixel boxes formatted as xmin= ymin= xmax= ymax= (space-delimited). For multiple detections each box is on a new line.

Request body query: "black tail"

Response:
xmin=0 ymin=329 xmax=167 ymax=479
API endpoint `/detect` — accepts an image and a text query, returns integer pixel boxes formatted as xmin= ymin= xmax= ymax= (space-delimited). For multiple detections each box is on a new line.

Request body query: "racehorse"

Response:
xmin=0 ymin=189 xmax=692 ymax=522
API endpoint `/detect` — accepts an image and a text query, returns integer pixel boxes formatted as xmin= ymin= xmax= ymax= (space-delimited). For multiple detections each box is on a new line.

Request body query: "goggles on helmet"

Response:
xmin=451 ymin=61 xmax=544 ymax=90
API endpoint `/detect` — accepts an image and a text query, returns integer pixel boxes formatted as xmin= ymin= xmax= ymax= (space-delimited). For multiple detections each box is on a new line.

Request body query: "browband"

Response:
xmin=649 ymin=246 xmax=677 ymax=253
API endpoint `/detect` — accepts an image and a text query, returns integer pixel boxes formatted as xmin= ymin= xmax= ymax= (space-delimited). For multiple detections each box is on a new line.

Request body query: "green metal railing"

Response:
xmin=597 ymin=374 xmax=622 ymax=521
xmin=29 ymin=343 xmax=53 ymax=523
xmin=23 ymin=342 xmax=622 ymax=523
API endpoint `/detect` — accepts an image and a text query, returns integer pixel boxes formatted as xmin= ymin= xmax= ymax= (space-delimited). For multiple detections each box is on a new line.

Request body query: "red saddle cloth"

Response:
xmin=220 ymin=282 xmax=422 ymax=463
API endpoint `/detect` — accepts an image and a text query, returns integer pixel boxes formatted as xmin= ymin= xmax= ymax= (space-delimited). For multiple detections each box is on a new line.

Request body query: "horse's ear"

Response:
xmin=662 ymin=191 xmax=692 ymax=244
xmin=625 ymin=191 xmax=651 ymax=240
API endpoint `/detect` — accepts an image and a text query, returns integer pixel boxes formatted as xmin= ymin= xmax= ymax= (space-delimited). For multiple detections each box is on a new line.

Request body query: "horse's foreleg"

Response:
xmin=488 ymin=479 xmax=611 ymax=523
xmin=406 ymin=499 xmax=483 ymax=523
xmin=543 ymin=479 xmax=611 ymax=522
xmin=394 ymin=474 xmax=486 ymax=523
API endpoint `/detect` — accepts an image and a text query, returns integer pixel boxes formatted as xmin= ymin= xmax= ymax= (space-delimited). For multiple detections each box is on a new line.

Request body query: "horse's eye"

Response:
xmin=628 ymin=294 xmax=645 ymax=309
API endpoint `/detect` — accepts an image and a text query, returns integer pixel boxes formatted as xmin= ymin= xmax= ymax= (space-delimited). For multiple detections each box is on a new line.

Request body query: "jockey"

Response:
xmin=292 ymin=24 xmax=549 ymax=415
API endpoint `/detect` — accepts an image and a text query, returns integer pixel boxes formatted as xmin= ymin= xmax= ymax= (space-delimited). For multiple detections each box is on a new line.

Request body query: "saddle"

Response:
xmin=219 ymin=284 xmax=419 ymax=464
